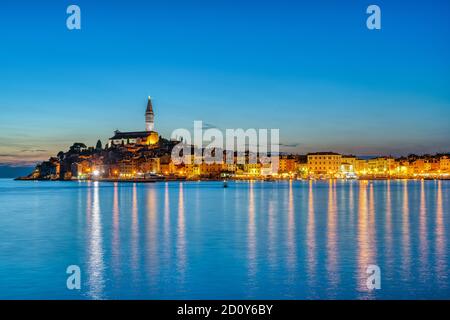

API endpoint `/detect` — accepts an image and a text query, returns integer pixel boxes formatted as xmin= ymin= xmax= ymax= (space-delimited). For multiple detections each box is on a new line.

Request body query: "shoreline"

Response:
xmin=14 ymin=177 xmax=450 ymax=182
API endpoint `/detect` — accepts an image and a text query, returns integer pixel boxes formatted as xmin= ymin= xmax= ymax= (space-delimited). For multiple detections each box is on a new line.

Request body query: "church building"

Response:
xmin=108 ymin=97 xmax=159 ymax=147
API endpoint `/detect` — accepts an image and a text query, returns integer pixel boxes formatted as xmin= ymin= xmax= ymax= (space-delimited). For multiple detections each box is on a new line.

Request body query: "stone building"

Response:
xmin=108 ymin=97 xmax=159 ymax=148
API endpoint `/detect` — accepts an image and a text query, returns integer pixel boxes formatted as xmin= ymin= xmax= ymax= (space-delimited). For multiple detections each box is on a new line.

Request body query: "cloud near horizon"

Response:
xmin=0 ymin=149 xmax=52 ymax=166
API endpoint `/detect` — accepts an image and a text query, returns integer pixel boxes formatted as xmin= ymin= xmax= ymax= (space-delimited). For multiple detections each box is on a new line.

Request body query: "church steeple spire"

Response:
xmin=145 ymin=96 xmax=155 ymax=131
xmin=146 ymin=96 xmax=153 ymax=113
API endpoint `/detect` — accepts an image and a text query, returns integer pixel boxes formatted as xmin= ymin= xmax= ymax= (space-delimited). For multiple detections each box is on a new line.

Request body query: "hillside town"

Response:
xmin=18 ymin=97 xmax=450 ymax=181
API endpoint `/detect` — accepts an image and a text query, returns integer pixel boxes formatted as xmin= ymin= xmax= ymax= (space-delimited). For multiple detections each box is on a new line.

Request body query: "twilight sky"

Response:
xmin=0 ymin=0 xmax=449 ymax=165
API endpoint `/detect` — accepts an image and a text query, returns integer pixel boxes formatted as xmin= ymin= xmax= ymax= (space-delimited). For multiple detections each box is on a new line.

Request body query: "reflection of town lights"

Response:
xmin=93 ymin=170 xmax=100 ymax=176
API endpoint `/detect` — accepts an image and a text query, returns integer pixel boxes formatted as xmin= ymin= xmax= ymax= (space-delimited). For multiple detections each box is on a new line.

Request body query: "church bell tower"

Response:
xmin=145 ymin=96 xmax=154 ymax=131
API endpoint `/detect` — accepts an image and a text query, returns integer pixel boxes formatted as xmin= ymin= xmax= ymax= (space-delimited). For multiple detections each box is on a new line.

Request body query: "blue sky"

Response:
xmin=0 ymin=0 xmax=449 ymax=165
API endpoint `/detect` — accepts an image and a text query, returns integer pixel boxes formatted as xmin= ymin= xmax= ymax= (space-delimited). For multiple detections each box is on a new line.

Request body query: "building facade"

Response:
xmin=108 ymin=97 xmax=159 ymax=148
xmin=440 ymin=156 xmax=450 ymax=173
xmin=307 ymin=152 xmax=342 ymax=175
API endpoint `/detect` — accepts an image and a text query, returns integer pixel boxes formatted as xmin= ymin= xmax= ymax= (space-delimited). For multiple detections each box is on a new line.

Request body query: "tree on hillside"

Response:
xmin=57 ymin=151 xmax=65 ymax=160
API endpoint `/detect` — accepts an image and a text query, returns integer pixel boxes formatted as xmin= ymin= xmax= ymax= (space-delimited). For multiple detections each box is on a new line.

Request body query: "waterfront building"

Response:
xmin=71 ymin=160 xmax=91 ymax=178
xmin=221 ymin=163 xmax=237 ymax=173
xmin=367 ymin=158 xmax=378 ymax=173
xmin=245 ymin=163 xmax=261 ymax=176
xmin=261 ymin=162 xmax=277 ymax=176
xmin=200 ymin=163 xmax=223 ymax=177
xmin=108 ymin=165 xmax=120 ymax=177
xmin=340 ymin=155 xmax=357 ymax=178
xmin=366 ymin=157 xmax=396 ymax=175
xmin=396 ymin=159 xmax=410 ymax=176
xmin=385 ymin=157 xmax=397 ymax=174
xmin=341 ymin=155 xmax=357 ymax=168
xmin=339 ymin=163 xmax=356 ymax=178
xmin=160 ymin=163 xmax=173 ymax=175
xmin=440 ymin=156 xmax=450 ymax=173
xmin=140 ymin=157 xmax=161 ymax=174
xmin=355 ymin=159 xmax=368 ymax=175
xmin=430 ymin=159 xmax=440 ymax=172
xmin=71 ymin=162 xmax=83 ymax=178
xmin=279 ymin=155 xmax=298 ymax=174
xmin=159 ymin=154 xmax=176 ymax=175
xmin=307 ymin=152 xmax=342 ymax=175
xmin=117 ymin=158 xmax=138 ymax=176
xmin=411 ymin=159 xmax=431 ymax=174
xmin=183 ymin=163 xmax=200 ymax=177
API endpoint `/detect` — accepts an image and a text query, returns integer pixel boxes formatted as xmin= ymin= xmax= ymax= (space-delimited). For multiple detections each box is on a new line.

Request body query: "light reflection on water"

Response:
xmin=112 ymin=183 xmax=120 ymax=280
xmin=176 ymin=183 xmax=186 ymax=289
xmin=163 ymin=183 xmax=170 ymax=266
xmin=146 ymin=185 xmax=158 ymax=289
xmin=285 ymin=181 xmax=296 ymax=284
xmin=402 ymin=180 xmax=411 ymax=280
xmin=86 ymin=182 xmax=105 ymax=299
xmin=0 ymin=179 xmax=449 ymax=299
xmin=384 ymin=180 xmax=394 ymax=284
xmin=435 ymin=181 xmax=447 ymax=287
xmin=247 ymin=180 xmax=256 ymax=285
xmin=419 ymin=180 xmax=427 ymax=282
xmin=326 ymin=180 xmax=338 ymax=295
xmin=357 ymin=181 xmax=371 ymax=294
xmin=130 ymin=183 xmax=139 ymax=285
xmin=306 ymin=181 xmax=316 ymax=294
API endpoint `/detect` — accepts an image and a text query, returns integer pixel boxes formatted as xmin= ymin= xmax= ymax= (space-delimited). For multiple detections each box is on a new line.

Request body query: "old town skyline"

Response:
xmin=2 ymin=93 xmax=449 ymax=169
xmin=1 ymin=1 xmax=450 ymax=169
xmin=10 ymin=97 xmax=449 ymax=182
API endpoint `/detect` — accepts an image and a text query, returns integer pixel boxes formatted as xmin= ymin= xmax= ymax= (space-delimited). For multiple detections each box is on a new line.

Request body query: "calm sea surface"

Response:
xmin=0 ymin=179 xmax=449 ymax=299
